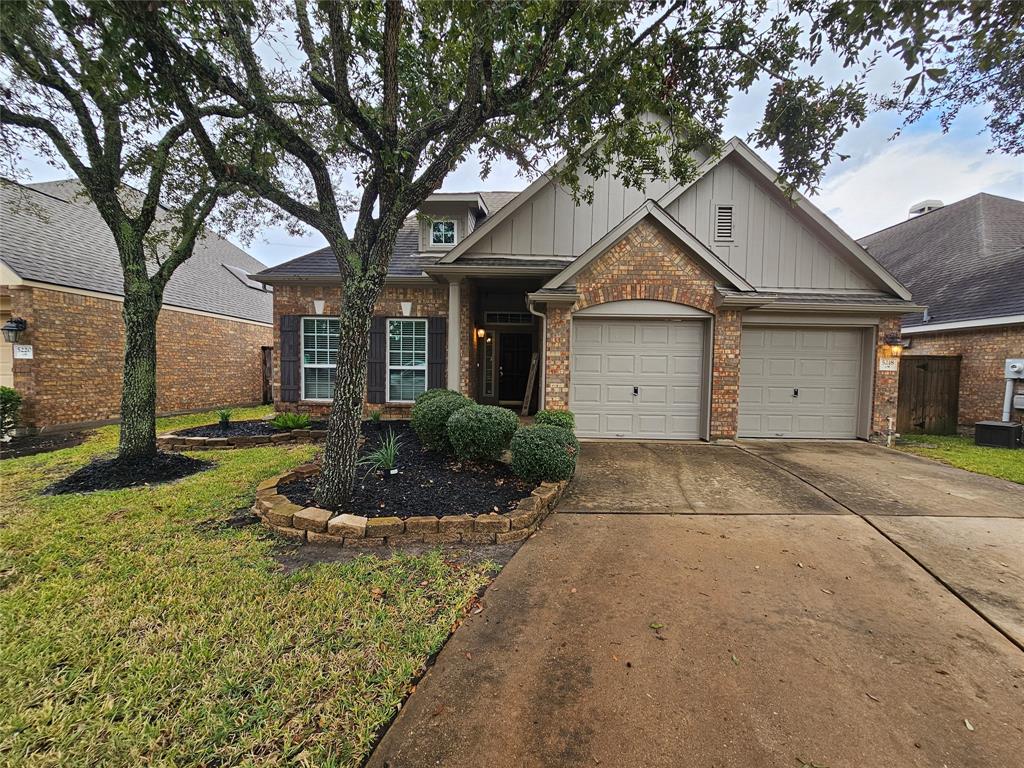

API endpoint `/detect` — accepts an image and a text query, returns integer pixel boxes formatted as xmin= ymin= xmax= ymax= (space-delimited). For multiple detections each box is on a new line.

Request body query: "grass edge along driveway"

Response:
xmin=0 ymin=407 xmax=493 ymax=767
xmin=896 ymin=433 xmax=1024 ymax=485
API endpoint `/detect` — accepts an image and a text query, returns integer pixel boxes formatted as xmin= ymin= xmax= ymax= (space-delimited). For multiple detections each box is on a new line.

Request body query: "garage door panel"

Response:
xmin=607 ymin=355 xmax=636 ymax=374
xmin=571 ymin=317 xmax=705 ymax=439
xmin=739 ymin=326 xmax=864 ymax=439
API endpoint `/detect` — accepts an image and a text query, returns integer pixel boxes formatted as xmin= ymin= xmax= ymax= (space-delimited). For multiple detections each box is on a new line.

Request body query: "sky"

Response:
xmin=14 ymin=41 xmax=1023 ymax=267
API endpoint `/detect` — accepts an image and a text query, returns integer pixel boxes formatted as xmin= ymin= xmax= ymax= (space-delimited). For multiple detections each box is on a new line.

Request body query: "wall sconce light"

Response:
xmin=1 ymin=317 xmax=27 ymax=343
xmin=883 ymin=332 xmax=902 ymax=356
xmin=476 ymin=328 xmax=486 ymax=339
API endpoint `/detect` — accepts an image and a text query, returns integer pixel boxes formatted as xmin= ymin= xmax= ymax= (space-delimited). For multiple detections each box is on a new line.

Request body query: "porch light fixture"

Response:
xmin=1 ymin=317 xmax=26 ymax=343
xmin=476 ymin=327 xmax=486 ymax=339
xmin=882 ymin=332 xmax=902 ymax=357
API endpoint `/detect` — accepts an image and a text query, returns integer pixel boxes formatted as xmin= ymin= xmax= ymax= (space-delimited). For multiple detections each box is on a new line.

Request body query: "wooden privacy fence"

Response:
xmin=897 ymin=355 xmax=961 ymax=435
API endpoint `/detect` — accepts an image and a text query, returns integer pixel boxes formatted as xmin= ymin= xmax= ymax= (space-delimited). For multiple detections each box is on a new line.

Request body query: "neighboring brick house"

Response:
xmin=254 ymin=137 xmax=921 ymax=441
xmin=860 ymin=194 xmax=1023 ymax=432
xmin=1 ymin=179 xmax=273 ymax=431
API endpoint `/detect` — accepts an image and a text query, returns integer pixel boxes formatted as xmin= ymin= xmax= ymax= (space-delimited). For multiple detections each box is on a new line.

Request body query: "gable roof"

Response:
xmin=435 ymin=136 xmax=911 ymax=300
xmin=253 ymin=190 xmax=519 ymax=281
xmin=859 ymin=193 xmax=1024 ymax=328
xmin=1 ymin=179 xmax=272 ymax=324
xmin=543 ymin=200 xmax=754 ymax=291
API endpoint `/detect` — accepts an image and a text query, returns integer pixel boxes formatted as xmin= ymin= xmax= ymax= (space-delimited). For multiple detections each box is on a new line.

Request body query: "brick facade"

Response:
xmin=7 ymin=284 xmax=271 ymax=430
xmin=542 ymin=218 xmax=741 ymax=438
xmin=902 ymin=324 xmax=1024 ymax=427
xmin=871 ymin=316 xmax=902 ymax=437
xmin=271 ymin=283 xmax=452 ymax=418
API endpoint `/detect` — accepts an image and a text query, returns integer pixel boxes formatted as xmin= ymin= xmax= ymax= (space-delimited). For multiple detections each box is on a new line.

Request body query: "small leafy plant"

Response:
xmin=270 ymin=412 xmax=312 ymax=430
xmin=534 ymin=409 xmax=575 ymax=431
xmin=216 ymin=408 xmax=233 ymax=428
xmin=358 ymin=428 xmax=401 ymax=473
xmin=368 ymin=409 xmax=382 ymax=423
xmin=0 ymin=386 xmax=22 ymax=439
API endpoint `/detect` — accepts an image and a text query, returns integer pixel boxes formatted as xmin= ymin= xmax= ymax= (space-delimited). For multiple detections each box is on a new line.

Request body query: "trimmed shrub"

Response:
xmin=534 ymin=409 xmax=575 ymax=431
xmin=447 ymin=404 xmax=520 ymax=461
xmin=414 ymin=388 xmax=460 ymax=406
xmin=411 ymin=392 xmax=472 ymax=451
xmin=270 ymin=412 xmax=311 ymax=430
xmin=0 ymin=386 xmax=22 ymax=439
xmin=510 ymin=424 xmax=580 ymax=483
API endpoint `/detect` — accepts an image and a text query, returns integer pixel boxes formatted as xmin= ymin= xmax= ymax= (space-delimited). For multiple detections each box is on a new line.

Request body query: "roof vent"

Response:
xmin=908 ymin=199 xmax=944 ymax=217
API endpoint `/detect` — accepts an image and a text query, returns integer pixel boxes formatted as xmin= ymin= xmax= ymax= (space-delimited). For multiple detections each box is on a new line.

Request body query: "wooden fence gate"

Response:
xmin=897 ymin=355 xmax=961 ymax=434
xmin=261 ymin=346 xmax=274 ymax=405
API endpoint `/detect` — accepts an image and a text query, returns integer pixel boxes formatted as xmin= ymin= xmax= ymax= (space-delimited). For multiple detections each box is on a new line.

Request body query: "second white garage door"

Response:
xmin=570 ymin=318 xmax=705 ymax=439
xmin=739 ymin=326 xmax=865 ymax=438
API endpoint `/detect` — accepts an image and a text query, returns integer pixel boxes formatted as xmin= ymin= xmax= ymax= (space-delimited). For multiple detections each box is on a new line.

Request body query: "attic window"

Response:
xmin=714 ymin=205 xmax=734 ymax=242
xmin=430 ymin=220 xmax=456 ymax=246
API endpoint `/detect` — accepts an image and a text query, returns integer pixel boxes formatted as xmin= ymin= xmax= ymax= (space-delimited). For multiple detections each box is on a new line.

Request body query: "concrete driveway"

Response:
xmin=369 ymin=442 xmax=1024 ymax=768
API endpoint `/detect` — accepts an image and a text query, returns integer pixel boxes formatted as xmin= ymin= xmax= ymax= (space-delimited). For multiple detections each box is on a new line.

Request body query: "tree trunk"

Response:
xmin=118 ymin=279 xmax=162 ymax=459
xmin=314 ymin=271 xmax=382 ymax=509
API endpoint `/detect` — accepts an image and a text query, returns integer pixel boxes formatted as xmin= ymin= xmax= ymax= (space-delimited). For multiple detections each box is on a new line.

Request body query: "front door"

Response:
xmin=498 ymin=332 xmax=532 ymax=402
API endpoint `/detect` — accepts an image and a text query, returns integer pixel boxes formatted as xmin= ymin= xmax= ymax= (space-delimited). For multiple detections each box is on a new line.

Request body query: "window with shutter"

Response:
xmin=714 ymin=204 xmax=734 ymax=242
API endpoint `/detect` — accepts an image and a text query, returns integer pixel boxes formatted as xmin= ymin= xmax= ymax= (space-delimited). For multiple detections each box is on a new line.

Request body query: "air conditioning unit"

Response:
xmin=974 ymin=420 xmax=1022 ymax=449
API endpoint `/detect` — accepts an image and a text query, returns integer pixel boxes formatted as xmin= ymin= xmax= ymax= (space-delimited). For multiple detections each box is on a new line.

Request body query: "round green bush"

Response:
xmin=510 ymin=424 xmax=580 ymax=483
xmin=534 ymin=409 xmax=575 ymax=431
xmin=414 ymin=388 xmax=461 ymax=406
xmin=447 ymin=405 xmax=520 ymax=461
xmin=411 ymin=392 xmax=472 ymax=451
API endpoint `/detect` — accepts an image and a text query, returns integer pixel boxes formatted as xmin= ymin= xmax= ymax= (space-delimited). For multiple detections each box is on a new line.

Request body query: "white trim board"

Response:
xmin=902 ymin=315 xmax=1024 ymax=334
xmin=542 ymin=201 xmax=755 ymax=292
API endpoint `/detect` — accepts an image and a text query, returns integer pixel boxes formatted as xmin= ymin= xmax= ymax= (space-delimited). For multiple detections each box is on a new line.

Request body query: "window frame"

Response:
xmin=430 ymin=219 xmax=457 ymax=246
xmin=385 ymin=317 xmax=429 ymax=403
xmin=300 ymin=316 xmax=339 ymax=402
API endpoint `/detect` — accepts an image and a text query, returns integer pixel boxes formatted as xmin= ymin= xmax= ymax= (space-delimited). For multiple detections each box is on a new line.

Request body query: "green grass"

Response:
xmin=896 ymin=434 xmax=1024 ymax=484
xmin=0 ymin=407 xmax=493 ymax=766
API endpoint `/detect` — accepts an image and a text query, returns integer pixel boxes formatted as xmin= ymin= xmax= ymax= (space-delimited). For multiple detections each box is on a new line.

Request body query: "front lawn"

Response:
xmin=0 ymin=408 xmax=492 ymax=766
xmin=896 ymin=434 xmax=1024 ymax=484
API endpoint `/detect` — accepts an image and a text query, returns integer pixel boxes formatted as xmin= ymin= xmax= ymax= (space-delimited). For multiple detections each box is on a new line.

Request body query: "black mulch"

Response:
xmin=281 ymin=420 xmax=535 ymax=519
xmin=173 ymin=419 xmax=329 ymax=438
xmin=44 ymin=452 xmax=213 ymax=495
xmin=1 ymin=431 xmax=91 ymax=459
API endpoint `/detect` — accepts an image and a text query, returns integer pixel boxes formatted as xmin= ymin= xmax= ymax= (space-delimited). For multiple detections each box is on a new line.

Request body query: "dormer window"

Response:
xmin=431 ymin=220 xmax=456 ymax=246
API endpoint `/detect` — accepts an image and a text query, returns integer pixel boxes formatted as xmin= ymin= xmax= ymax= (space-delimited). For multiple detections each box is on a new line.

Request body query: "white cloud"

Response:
xmin=812 ymin=133 xmax=1023 ymax=238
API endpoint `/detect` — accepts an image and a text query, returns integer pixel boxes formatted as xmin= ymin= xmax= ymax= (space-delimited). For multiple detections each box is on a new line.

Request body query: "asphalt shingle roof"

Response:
xmin=254 ymin=191 xmax=521 ymax=280
xmin=1 ymin=179 xmax=273 ymax=324
xmin=859 ymin=193 xmax=1024 ymax=326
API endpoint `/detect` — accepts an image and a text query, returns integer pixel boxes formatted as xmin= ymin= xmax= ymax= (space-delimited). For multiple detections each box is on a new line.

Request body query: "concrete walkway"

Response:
xmin=369 ymin=442 xmax=1024 ymax=767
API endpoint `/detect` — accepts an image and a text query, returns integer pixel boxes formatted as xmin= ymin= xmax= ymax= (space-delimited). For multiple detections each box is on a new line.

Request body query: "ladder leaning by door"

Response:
xmin=521 ymin=352 xmax=539 ymax=416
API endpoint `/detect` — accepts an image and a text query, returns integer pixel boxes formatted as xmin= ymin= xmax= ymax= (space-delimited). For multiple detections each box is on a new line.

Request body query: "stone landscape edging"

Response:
xmin=157 ymin=428 xmax=328 ymax=450
xmin=251 ymin=464 xmax=569 ymax=546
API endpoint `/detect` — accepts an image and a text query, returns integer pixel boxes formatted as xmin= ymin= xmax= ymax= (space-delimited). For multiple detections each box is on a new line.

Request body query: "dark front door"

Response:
xmin=498 ymin=332 xmax=532 ymax=402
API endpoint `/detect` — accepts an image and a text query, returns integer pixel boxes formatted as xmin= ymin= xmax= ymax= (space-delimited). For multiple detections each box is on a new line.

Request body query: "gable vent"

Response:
xmin=714 ymin=205 xmax=734 ymax=241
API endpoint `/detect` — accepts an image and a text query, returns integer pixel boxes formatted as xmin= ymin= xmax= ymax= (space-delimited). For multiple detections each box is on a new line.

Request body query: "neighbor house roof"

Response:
xmin=1 ymin=179 xmax=273 ymax=324
xmin=253 ymin=191 xmax=520 ymax=281
xmin=859 ymin=193 xmax=1024 ymax=330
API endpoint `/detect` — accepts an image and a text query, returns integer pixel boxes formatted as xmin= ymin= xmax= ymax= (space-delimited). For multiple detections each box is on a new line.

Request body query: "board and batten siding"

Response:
xmin=464 ymin=151 xmax=877 ymax=293
xmin=663 ymin=156 xmax=874 ymax=291
xmin=462 ymin=144 xmax=696 ymax=259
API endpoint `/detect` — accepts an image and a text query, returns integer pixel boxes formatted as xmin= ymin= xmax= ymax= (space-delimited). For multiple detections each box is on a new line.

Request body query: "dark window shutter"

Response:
xmin=367 ymin=316 xmax=387 ymax=404
xmin=279 ymin=315 xmax=301 ymax=402
xmin=428 ymin=317 xmax=447 ymax=390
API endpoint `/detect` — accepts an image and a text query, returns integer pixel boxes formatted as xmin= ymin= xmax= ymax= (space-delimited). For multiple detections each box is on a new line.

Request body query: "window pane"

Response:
xmin=431 ymin=220 xmax=455 ymax=245
xmin=388 ymin=370 xmax=426 ymax=401
xmin=303 ymin=366 xmax=336 ymax=399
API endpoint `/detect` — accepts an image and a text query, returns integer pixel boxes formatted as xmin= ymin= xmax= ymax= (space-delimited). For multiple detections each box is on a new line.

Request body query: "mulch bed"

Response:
xmin=1 ymin=431 xmax=91 ymax=459
xmin=174 ymin=419 xmax=329 ymax=438
xmin=44 ymin=452 xmax=213 ymax=495
xmin=281 ymin=420 xmax=534 ymax=519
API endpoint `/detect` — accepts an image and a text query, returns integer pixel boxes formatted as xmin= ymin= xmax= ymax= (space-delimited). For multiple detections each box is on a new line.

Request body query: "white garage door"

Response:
xmin=570 ymin=318 xmax=705 ymax=439
xmin=739 ymin=326 xmax=864 ymax=438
